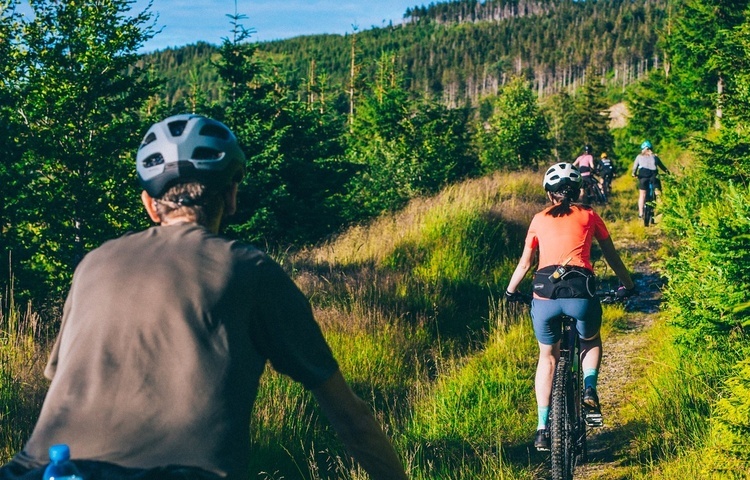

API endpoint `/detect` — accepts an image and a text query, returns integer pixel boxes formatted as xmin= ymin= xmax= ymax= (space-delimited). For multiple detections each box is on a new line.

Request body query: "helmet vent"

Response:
xmin=142 ymin=153 xmax=164 ymax=168
xmin=141 ymin=132 xmax=157 ymax=148
xmin=168 ymin=120 xmax=188 ymax=137
xmin=192 ymin=147 xmax=223 ymax=160
xmin=199 ymin=124 xmax=230 ymax=140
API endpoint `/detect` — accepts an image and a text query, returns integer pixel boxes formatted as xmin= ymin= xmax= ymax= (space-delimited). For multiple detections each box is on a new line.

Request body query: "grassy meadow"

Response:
xmin=1 ymin=168 xmax=678 ymax=479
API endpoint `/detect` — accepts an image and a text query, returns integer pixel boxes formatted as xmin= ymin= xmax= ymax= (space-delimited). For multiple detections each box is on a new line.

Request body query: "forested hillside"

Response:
xmin=141 ymin=0 xmax=666 ymax=107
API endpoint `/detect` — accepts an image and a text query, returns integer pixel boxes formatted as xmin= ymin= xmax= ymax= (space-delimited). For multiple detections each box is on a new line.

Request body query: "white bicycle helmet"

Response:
xmin=137 ymin=114 xmax=245 ymax=198
xmin=543 ymin=162 xmax=582 ymax=192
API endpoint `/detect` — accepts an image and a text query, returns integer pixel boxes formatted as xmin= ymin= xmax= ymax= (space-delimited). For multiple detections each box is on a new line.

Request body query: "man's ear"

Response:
xmin=224 ymin=183 xmax=239 ymax=216
xmin=141 ymin=190 xmax=162 ymax=223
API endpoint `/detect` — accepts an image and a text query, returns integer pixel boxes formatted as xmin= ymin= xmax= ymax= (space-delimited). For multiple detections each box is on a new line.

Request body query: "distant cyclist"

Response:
xmin=631 ymin=140 xmax=670 ymax=219
xmin=597 ymin=152 xmax=615 ymax=195
xmin=573 ymin=145 xmax=597 ymax=201
xmin=504 ymin=163 xmax=635 ymax=451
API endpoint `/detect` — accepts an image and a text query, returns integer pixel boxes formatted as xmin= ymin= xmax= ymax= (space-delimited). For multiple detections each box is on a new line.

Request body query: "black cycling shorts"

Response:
xmin=637 ymin=176 xmax=661 ymax=190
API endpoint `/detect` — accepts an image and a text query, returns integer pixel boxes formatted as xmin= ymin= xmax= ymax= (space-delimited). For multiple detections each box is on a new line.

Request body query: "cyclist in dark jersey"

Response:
xmin=597 ymin=152 xmax=615 ymax=193
xmin=505 ymin=163 xmax=635 ymax=451
xmin=631 ymin=140 xmax=670 ymax=218
xmin=0 ymin=115 xmax=408 ymax=480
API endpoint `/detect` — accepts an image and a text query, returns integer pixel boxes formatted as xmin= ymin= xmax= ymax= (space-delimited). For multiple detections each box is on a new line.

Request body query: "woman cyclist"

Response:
xmin=632 ymin=141 xmax=670 ymax=218
xmin=504 ymin=163 xmax=635 ymax=451
xmin=573 ymin=145 xmax=597 ymax=200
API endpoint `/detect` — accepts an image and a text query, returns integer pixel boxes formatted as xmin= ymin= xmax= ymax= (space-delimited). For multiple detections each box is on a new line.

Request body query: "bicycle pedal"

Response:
xmin=584 ymin=412 xmax=603 ymax=427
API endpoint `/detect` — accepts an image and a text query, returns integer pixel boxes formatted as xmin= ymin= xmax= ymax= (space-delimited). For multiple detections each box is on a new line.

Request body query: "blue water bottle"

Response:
xmin=43 ymin=444 xmax=83 ymax=480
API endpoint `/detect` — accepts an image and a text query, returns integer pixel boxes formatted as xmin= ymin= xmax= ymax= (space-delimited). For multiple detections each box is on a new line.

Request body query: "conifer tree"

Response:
xmin=479 ymin=76 xmax=550 ymax=171
xmin=10 ymin=0 xmax=160 ymax=301
xmin=544 ymin=91 xmax=578 ymax=162
xmin=0 ymin=1 xmax=23 ymax=288
xmin=347 ymin=53 xmax=478 ymax=216
xmin=573 ymin=71 xmax=614 ymax=158
xmin=217 ymin=12 xmax=352 ymax=246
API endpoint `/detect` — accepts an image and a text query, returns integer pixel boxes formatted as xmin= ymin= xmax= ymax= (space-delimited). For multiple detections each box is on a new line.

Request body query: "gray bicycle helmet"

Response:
xmin=543 ymin=162 xmax=582 ymax=192
xmin=136 ymin=114 xmax=245 ymax=198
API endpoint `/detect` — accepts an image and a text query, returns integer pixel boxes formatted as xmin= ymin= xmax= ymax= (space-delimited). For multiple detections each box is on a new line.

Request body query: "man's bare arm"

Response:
xmin=312 ymin=370 xmax=409 ymax=480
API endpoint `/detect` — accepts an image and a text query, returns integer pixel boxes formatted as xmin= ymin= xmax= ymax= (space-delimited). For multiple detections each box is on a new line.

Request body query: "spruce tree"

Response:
xmin=9 ymin=0 xmax=160 ymax=301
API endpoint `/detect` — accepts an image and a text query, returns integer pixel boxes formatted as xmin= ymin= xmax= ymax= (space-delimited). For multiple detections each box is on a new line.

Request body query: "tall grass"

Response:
xmin=246 ymin=170 xmax=549 ymax=478
xmin=612 ymin=318 xmax=731 ymax=479
xmin=2 ymin=167 xmax=644 ymax=478
xmin=0 ymin=279 xmax=52 ymax=463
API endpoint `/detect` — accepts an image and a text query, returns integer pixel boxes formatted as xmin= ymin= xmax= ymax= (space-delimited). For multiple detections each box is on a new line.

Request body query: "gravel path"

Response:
xmin=574 ymin=263 xmax=665 ymax=479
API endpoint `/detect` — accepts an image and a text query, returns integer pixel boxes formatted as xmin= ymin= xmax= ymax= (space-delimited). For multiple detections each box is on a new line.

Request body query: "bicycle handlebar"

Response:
xmin=504 ymin=286 xmax=637 ymax=306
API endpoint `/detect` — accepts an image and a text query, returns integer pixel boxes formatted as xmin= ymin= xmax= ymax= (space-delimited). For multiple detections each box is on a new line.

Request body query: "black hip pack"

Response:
xmin=532 ymin=265 xmax=596 ymax=299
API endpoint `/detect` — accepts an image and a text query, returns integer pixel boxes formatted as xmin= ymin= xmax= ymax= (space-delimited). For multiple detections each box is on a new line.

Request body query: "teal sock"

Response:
xmin=584 ymin=368 xmax=598 ymax=390
xmin=537 ymin=406 xmax=549 ymax=429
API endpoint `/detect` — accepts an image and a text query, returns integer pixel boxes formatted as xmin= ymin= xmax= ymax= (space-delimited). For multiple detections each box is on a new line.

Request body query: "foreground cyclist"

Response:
xmin=504 ymin=163 xmax=635 ymax=451
xmin=0 ymin=115 xmax=408 ymax=480
xmin=631 ymin=140 xmax=670 ymax=219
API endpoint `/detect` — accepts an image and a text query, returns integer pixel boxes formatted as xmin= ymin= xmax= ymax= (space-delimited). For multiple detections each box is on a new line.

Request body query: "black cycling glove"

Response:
xmin=505 ymin=290 xmax=530 ymax=304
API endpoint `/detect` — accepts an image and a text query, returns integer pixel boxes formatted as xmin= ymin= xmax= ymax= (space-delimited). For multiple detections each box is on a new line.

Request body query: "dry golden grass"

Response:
xmin=291 ymin=170 xmax=544 ymax=269
xmin=0 ymin=298 xmax=53 ymax=463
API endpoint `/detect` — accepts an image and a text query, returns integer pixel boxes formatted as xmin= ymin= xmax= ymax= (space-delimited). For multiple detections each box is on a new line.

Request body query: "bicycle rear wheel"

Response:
xmin=550 ymin=357 xmax=574 ymax=480
xmin=643 ymin=203 xmax=653 ymax=226
xmin=643 ymin=183 xmax=655 ymax=226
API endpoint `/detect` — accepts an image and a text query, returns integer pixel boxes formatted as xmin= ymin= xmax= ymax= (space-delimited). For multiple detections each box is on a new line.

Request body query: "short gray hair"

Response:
xmin=154 ymin=182 xmax=225 ymax=226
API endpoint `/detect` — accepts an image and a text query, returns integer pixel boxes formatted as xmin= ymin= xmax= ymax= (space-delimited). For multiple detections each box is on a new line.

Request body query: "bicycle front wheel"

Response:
xmin=595 ymin=184 xmax=607 ymax=204
xmin=550 ymin=357 xmax=574 ymax=480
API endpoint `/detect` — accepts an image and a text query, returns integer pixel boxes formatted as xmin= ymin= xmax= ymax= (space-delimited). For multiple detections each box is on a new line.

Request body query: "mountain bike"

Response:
xmin=643 ymin=177 xmax=656 ymax=227
xmin=600 ymin=173 xmax=613 ymax=198
xmin=548 ymin=312 xmax=588 ymax=480
xmin=584 ymin=176 xmax=607 ymax=205
xmin=549 ymin=287 xmax=635 ymax=480
xmin=507 ymin=288 xmax=629 ymax=480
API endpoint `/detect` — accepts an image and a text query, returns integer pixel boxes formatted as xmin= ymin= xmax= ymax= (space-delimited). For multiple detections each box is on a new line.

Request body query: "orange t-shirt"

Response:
xmin=525 ymin=205 xmax=610 ymax=271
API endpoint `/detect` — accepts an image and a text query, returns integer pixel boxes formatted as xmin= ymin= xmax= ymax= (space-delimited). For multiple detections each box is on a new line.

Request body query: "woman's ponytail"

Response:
xmin=547 ymin=187 xmax=586 ymax=217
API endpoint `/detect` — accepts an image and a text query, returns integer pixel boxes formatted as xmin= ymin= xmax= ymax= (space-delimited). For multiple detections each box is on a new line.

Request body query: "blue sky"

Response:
xmin=132 ymin=0 xmax=419 ymax=52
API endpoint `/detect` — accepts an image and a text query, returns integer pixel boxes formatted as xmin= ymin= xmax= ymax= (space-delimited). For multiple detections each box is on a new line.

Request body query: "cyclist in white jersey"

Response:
xmin=631 ymin=140 xmax=670 ymax=218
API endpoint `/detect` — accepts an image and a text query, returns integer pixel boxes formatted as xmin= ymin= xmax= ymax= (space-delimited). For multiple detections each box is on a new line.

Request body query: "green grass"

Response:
xmin=4 ymin=163 xmax=730 ymax=480
xmin=0 ymin=288 xmax=52 ymax=463
xmin=611 ymin=318 xmax=730 ymax=479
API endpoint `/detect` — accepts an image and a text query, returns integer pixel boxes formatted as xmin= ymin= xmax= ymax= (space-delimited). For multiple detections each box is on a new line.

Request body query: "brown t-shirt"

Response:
xmin=11 ymin=224 xmax=338 ymax=479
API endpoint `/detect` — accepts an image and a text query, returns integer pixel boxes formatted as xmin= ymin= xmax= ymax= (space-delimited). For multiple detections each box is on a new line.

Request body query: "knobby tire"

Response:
xmin=643 ymin=204 xmax=653 ymax=227
xmin=550 ymin=356 xmax=574 ymax=480
xmin=643 ymin=182 xmax=655 ymax=227
xmin=595 ymin=184 xmax=607 ymax=204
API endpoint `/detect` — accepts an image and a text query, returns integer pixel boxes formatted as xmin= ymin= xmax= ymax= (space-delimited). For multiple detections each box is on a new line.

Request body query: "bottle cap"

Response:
xmin=49 ymin=444 xmax=71 ymax=462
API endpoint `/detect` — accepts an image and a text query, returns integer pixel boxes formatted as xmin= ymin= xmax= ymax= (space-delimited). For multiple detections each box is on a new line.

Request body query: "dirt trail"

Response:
xmin=575 ymin=238 xmax=666 ymax=479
